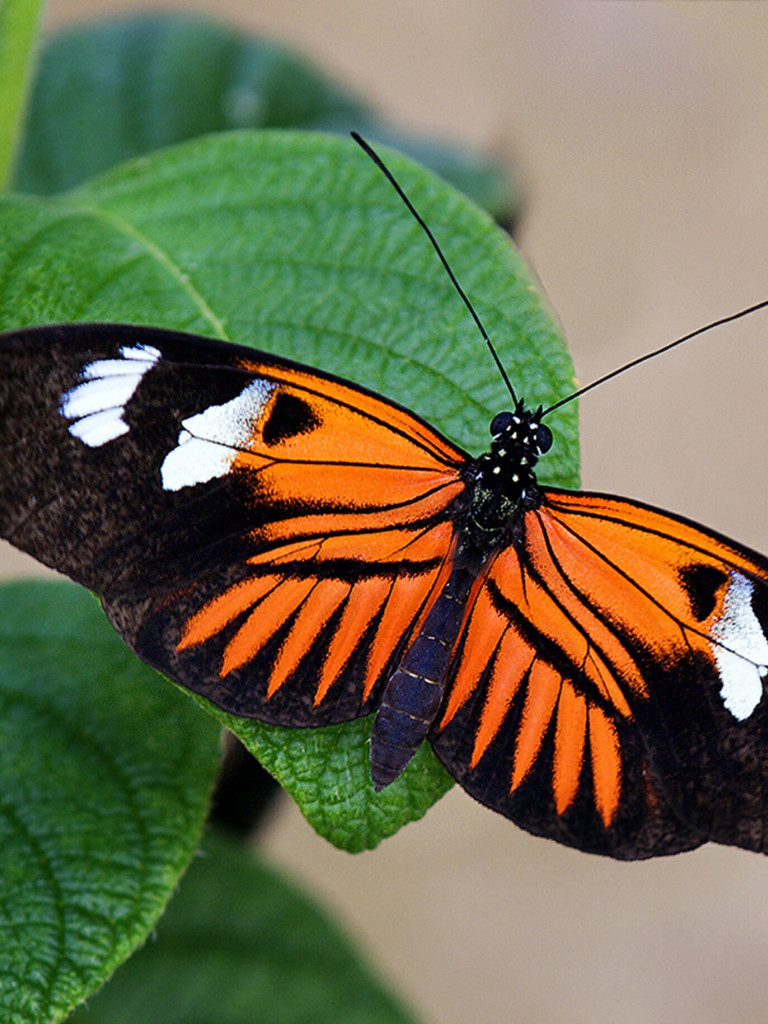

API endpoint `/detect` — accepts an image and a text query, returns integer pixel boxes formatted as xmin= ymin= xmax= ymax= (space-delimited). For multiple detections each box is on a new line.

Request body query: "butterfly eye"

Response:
xmin=534 ymin=423 xmax=553 ymax=453
xmin=490 ymin=411 xmax=514 ymax=437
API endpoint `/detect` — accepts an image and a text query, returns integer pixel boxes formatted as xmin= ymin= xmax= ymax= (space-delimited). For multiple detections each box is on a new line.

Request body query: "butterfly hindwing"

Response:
xmin=433 ymin=489 xmax=768 ymax=857
xmin=0 ymin=323 xmax=466 ymax=724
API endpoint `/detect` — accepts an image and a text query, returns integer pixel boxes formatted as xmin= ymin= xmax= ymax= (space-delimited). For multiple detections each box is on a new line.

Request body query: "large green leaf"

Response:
xmin=215 ymin=713 xmax=454 ymax=854
xmin=0 ymin=581 xmax=221 ymax=1024
xmin=67 ymin=829 xmax=421 ymax=1024
xmin=0 ymin=130 xmax=577 ymax=849
xmin=14 ymin=12 xmax=514 ymax=219
xmin=0 ymin=0 xmax=45 ymax=188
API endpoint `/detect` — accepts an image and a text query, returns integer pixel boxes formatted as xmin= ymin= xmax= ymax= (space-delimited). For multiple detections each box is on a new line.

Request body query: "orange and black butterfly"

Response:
xmin=3 ymin=140 xmax=768 ymax=861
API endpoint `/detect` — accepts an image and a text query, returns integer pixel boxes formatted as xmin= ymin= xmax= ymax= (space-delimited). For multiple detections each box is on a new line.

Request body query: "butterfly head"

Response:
xmin=484 ymin=404 xmax=553 ymax=495
xmin=489 ymin=406 xmax=552 ymax=459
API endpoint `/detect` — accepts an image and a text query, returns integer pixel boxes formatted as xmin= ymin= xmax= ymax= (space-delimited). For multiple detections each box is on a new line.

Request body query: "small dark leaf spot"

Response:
xmin=262 ymin=392 xmax=319 ymax=445
xmin=679 ymin=563 xmax=728 ymax=621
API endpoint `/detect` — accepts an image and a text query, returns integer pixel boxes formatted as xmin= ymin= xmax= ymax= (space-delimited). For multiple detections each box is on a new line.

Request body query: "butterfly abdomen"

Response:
xmin=370 ymin=565 xmax=475 ymax=789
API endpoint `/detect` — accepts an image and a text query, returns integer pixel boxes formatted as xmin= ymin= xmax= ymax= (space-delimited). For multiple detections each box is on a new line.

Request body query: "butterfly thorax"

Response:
xmin=462 ymin=406 xmax=553 ymax=556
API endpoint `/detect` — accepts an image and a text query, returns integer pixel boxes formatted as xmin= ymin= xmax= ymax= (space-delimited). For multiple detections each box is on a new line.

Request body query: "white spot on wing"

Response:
xmin=161 ymin=378 xmax=275 ymax=491
xmin=60 ymin=343 xmax=160 ymax=446
xmin=710 ymin=571 xmax=768 ymax=720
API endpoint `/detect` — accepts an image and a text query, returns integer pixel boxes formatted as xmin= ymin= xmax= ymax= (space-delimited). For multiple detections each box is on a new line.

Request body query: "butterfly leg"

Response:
xmin=370 ymin=566 xmax=473 ymax=789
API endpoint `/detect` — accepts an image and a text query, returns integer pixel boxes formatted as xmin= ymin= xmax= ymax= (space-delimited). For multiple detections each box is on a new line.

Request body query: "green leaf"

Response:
xmin=13 ymin=12 xmax=514 ymax=217
xmin=0 ymin=0 xmax=46 ymax=188
xmin=66 ymin=829 xmax=421 ymax=1024
xmin=0 ymin=581 xmax=221 ymax=1024
xmin=215 ymin=715 xmax=454 ymax=853
xmin=0 ymin=130 xmax=577 ymax=849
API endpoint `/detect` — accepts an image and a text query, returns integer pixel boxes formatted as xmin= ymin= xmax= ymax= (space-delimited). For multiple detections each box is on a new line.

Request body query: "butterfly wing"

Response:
xmin=0 ymin=323 xmax=466 ymax=722
xmin=432 ymin=488 xmax=768 ymax=858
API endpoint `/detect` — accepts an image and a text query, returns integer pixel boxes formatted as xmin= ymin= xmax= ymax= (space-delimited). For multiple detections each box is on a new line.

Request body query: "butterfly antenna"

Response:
xmin=351 ymin=132 xmax=518 ymax=406
xmin=543 ymin=297 xmax=768 ymax=416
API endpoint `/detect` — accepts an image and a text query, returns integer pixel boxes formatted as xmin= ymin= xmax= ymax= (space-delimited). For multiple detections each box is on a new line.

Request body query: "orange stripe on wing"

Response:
xmin=221 ymin=577 xmax=316 ymax=679
xmin=251 ymin=517 xmax=456 ymax=567
xmin=268 ymin=578 xmax=351 ymax=701
xmin=439 ymin=572 xmax=506 ymax=728
xmin=250 ymin=462 xmax=460 ymax=511
xmin=177 ymin=574 xmax=281 ymax=651
xmin=318 ymin=576 xmax=392 ymax=703
xmin=588 ymin=705 xmax=622 ymax=827
xmin=469 ymin=631 xmax=535 ymax=769
xmin=246 ymin=538 xmax=324 ymax=566
xmin=510 ymin=658 xmax=561 ymax=791
xmin=552 ymin=685 xmax=588 ymax=815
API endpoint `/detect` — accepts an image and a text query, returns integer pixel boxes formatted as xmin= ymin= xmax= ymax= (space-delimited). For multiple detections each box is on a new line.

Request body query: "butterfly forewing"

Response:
xmin=0 ymin=323 xmax=466 ymax=723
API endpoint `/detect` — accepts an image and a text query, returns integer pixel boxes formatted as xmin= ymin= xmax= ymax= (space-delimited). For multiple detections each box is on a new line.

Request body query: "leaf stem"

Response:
xmin=0 ymin=0 xmax=46 ymax=190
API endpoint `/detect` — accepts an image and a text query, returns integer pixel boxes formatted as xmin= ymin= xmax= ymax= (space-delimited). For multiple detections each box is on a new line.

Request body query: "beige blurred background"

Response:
xmin=6 ymin=2 xmax=768 ymax=1022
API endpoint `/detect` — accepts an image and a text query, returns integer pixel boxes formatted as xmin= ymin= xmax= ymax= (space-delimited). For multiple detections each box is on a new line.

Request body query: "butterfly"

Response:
xmin=2 ymin=142 xmax=768 ymax=861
